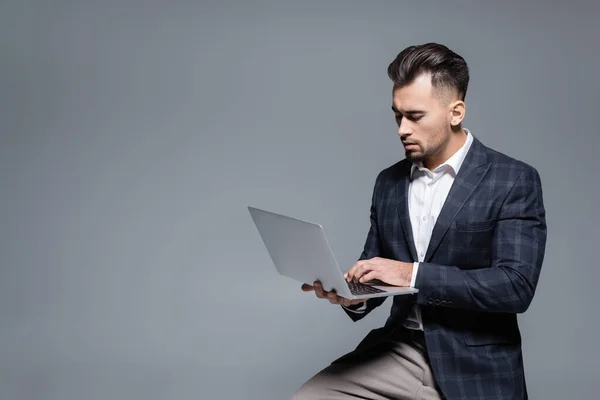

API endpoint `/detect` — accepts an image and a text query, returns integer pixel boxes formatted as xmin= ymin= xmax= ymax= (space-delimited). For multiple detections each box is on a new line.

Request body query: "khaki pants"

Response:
xmin=292 ymin=328 xmax=444 ymax=400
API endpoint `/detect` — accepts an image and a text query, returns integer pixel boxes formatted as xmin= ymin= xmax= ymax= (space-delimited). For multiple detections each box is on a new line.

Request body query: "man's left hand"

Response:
xmin=344 ymin=257 xmax=413 ymax=287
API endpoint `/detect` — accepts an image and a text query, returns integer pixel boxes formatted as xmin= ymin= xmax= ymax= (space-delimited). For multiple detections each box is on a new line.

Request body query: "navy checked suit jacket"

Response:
xmin=344 ymin=136 xmax=547 ymax=400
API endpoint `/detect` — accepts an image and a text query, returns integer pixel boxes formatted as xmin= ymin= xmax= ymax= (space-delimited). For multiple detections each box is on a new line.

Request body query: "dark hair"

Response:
xmin=387 ymin=43 xmax=470 ymax=102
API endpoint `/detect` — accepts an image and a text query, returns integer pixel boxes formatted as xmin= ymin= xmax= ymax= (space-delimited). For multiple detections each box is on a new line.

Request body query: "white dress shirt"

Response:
xmin=345 ymin=129 xmax=474 ymax=331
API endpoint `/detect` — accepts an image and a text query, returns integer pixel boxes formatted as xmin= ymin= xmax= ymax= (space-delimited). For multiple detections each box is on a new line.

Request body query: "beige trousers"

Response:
xmin=292 ymin=328 xmax=444 ymax=400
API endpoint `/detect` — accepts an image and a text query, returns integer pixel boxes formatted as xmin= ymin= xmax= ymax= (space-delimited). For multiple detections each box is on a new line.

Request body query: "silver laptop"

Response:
xmin=248 ymin=206 xmax=418 ymax=299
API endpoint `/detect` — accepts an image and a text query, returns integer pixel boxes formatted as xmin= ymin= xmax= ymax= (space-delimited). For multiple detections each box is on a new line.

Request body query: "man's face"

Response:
xmin=392 ymin=74 xmax=453 ymax=165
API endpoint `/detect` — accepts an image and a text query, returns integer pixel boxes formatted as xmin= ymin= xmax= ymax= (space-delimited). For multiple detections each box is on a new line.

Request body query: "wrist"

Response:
xmin=397 ymin=261 xmax=413 ymax=286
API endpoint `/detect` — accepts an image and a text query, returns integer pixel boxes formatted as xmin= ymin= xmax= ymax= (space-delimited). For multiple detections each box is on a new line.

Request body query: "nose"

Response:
xmin=397 ymin=117 xmax=412 ymax=139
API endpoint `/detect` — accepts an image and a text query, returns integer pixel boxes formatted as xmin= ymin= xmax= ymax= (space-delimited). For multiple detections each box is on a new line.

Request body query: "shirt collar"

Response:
xmin=410 ymin=129 xmax=474 ymax=178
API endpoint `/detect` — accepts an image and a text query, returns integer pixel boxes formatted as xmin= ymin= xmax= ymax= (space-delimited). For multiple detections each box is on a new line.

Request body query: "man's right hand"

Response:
xmin=301 ymin=281 xmax=367 ymax=307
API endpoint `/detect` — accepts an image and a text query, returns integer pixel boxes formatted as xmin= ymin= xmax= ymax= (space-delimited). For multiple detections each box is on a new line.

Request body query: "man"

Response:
xmin=293 ymin=43 xmax=547 ymax=400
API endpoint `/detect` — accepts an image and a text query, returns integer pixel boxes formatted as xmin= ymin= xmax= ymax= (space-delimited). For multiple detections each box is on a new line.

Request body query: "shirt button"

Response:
xmin=420 ymin=252 xmax=425 ymax=257
xmin=422 ymin=216 xmax=427 ymax=222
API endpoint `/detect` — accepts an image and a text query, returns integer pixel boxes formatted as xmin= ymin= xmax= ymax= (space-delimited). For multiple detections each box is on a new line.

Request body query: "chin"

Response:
xmin=405 ymin=152 xmax=424 ymax=163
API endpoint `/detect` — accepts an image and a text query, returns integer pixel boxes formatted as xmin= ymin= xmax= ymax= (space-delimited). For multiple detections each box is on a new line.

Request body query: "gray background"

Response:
xmin=1 ymin=0 xmax=599 ymax=399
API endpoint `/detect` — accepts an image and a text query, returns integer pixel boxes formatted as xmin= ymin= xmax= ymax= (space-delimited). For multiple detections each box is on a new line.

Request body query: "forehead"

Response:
xmin=392 ymin=74 xmax=436 ymax=111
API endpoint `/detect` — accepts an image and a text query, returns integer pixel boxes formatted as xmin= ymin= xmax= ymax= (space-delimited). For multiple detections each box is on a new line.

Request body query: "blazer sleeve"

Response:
xmin=415 ymin=165 xmax=547 ymax=313
xmin=343 ymin=171 xmax=389 ymax=322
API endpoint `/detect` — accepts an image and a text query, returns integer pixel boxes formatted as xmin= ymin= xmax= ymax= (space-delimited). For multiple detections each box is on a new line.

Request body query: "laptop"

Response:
xmin=248 ymin=206 xmax=418 ymax=299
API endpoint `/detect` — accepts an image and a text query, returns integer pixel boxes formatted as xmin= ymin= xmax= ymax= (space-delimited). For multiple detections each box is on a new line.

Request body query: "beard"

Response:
xmin=402 ymin=140 xmax=426 ymax=163
xmin=401 ymin=126 xmax=449 ymax=165
xmin=405 ymin=148 xmax=425 ymax=163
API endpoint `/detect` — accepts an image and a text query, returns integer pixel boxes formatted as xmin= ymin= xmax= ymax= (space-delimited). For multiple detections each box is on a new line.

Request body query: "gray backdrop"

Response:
xmin=1 ymin=0 xmax=599 ymax=399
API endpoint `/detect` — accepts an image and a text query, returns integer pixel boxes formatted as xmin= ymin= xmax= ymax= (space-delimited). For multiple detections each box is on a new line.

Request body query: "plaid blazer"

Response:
xmin=345 ymin=136 xmax=547 ymax=400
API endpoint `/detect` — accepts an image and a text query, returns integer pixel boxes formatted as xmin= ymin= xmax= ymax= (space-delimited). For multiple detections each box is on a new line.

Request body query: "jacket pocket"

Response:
xmin=448 ymin=223 xmax=495 ymax=268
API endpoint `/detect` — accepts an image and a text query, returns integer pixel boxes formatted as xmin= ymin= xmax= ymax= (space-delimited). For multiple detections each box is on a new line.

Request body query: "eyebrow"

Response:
xmin=391 ymin=106 xmax=426 ymax=115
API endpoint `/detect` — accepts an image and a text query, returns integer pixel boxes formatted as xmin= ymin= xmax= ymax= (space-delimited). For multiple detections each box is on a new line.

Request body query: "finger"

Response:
xmin=345 ymin=262 xmax=358 ymax=281
xmin=301 ymin=283 xmax=314 ymax=292
xmin=345 ymin=262 xmax=362 ymax=281
xmin=327 ymin=291 xmax=341 ymax=304
xmin=353 ymin=263 xmax=375 ymax=282
xmin=359 ymin=270 xmax=379 ymax=283
xmin=315 ymin=288 xmax=326 ymax=299
xmin=352 ymin=257 xmax=382 ymax=280
xmin=313 ymin=282 xmax=327 ymax=298
xmin=346 ymin=261 xmax=365 ymax=282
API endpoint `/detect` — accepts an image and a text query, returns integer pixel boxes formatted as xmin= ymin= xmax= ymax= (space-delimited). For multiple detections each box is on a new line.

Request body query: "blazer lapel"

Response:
xmin=395 ymin=163 xmax=418 ymax=262
xmin=424 ymin=137 xmax=490 ymax=262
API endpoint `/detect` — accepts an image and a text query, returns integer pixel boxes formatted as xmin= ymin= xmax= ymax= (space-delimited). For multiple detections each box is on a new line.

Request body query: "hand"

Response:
xmin=344 ymin=257 xmax=413 ymax=287
xmin=301 ymin=281 xmax=367 ymax=307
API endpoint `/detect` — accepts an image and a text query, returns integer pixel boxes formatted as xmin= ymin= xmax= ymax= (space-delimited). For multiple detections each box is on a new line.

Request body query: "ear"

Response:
xmin=449 ymin=100 xmax=466 ymax=127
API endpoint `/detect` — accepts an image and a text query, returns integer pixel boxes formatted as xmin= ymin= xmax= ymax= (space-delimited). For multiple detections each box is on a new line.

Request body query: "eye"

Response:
xmin=394 ymin=113 xmax=423 ymax=122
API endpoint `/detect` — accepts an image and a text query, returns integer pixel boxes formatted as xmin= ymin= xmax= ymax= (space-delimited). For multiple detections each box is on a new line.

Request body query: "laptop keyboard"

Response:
xmin=347 ymin=281 xmax=386 ymax=295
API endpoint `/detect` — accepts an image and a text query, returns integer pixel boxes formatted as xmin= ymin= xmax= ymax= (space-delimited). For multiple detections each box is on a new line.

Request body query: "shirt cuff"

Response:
xmin=342 ymin=301 xmax=367 ymax=313
xmin=410 ymin=262 xmax=420 ymax=288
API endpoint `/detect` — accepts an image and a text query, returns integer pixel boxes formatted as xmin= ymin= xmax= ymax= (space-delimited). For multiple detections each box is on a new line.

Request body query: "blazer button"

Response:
xmin=434 ymin=299 xmax=441 ymax=306
xmin=427 ymin=298 xmax=434 ymax=305
xmin=441 ymin=300 xmax=447 ymax=306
